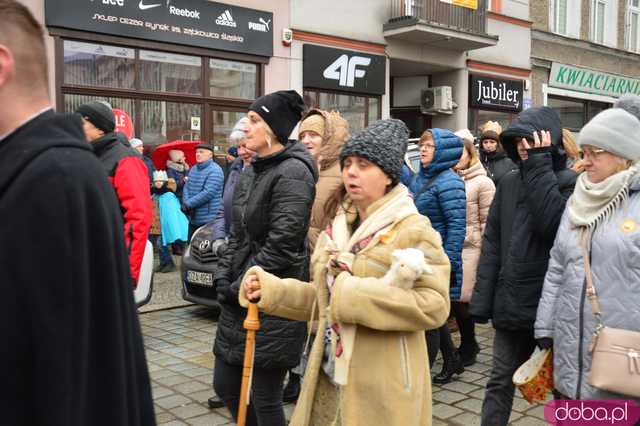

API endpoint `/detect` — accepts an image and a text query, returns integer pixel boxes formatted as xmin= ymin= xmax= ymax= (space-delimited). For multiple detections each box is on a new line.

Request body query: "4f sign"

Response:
xmin=323 ymin=54 xmax=371 ymax=88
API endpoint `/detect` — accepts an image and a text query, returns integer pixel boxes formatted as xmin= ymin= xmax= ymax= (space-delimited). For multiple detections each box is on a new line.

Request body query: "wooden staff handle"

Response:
xmin=237 ymin=280 xmax=261 ymax=426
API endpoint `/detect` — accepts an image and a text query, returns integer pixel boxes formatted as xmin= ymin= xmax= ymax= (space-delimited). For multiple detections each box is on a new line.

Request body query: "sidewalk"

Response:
xmin=140 ymin=305 xmax=548 ymax=425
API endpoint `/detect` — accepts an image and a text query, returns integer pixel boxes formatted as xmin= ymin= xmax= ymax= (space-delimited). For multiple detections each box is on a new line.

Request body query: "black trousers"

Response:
xmin=426 ymin=324 xmax=456 ymax=370
xmin=188 ymin=223 xmax=200 ymax=242
xmin=213 ymin=357 xmax=287 ymax=426
xmin=480 ymin=328 xmax=536 ymax=426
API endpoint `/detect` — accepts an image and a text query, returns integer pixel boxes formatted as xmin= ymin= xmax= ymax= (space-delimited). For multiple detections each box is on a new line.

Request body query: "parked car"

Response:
xmin=181 ymin=221 xmax=226 ymax=307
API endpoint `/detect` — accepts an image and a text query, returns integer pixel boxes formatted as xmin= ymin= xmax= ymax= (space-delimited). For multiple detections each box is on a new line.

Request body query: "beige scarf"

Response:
xmin=324 ymin=185 xmax=419 ymax=385
xmin=568 ymin=163 xmax=640 ymax=229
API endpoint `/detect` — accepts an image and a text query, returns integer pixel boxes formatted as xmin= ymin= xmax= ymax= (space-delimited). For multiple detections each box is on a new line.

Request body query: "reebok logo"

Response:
xmin=169 ymin=5 xmax=200 ymax=19
xmin=215 ymin=10 xmax=236 ymax=28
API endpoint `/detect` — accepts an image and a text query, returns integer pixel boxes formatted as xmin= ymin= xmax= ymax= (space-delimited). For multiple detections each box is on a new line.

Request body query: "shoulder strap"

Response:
xmin=580 ymin=229 xmax=605 ymax=332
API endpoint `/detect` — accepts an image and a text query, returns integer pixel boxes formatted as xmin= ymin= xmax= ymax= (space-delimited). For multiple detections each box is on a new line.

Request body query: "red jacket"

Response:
xmin=92 ymin=134 xmax=152 ymax=284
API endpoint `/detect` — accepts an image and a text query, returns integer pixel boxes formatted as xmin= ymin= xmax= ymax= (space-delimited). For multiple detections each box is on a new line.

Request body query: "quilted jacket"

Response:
xmin=409 ymin=128 xmax=466 ymax=299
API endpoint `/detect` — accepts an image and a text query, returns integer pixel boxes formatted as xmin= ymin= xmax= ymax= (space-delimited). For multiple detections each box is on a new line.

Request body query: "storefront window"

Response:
xmin=211 ymin=110 xmax=246 ymax=162
xmin=139 ymin=50 xmax=202 ymax=95
xmin=139 ymin=101 xmax=201 ymax=146
xmin=63 ymin=40 xmax=135 ymax=89
xmin=210 ymin=59 xmax=257 ymax=100
xmin=548 ymin=96 xmax=610 ymax=131
xmin=304 ymin=90 xmax=380 ymax=133
xmin=64 ymin=94 xmax=135 ymax=122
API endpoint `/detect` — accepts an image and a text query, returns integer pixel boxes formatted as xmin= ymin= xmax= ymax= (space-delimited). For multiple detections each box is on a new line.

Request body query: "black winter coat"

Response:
xmin=214 ymin=141 xmax=318 ymax=369
xmin=470 ymin=107 xmax=578 ymax=331
xmin=480 ymin=149 xmax=517 ymax=185
xmin=0 ymin=111 xmax=155 ymax=425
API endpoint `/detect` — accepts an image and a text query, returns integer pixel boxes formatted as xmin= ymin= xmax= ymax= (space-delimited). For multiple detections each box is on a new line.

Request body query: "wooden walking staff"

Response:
xmin=237 ymin=281 xmax=261 ymax=426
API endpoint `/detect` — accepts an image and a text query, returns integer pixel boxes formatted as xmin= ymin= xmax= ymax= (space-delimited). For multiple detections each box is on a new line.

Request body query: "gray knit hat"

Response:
xmin=614 ymin=94 xmax=640 ymax=121
xmin=578 ymin=108 xmax=640 ymax=161
xmin=340 ymin=119 xmax=409 ymax=185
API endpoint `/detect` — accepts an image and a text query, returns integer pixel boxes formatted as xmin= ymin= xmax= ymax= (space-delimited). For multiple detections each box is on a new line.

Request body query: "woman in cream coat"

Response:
xmin=454 ymin=131 xmax=496 ymax=366
xmin=240 ymin=119 xmax=450 ymax=426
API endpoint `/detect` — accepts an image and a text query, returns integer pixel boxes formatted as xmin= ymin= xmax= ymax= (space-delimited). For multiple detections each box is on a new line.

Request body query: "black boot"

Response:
xmin=432 ymin=352 xmax=464 ymax=385
xmin=282 ymin=372 xmax=301 ymax=403
xmin=207 ymin=395 xmax=225 ymax=409
xmin=458 ymin=342 xmax=480 ymax=367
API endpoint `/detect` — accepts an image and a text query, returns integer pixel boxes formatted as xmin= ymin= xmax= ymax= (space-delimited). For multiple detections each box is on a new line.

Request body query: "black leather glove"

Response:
xmin=215 ymin=279 xmax=232 ymax=304
xmin=536 ymin=338 xmax=553 ymax=350
xmin=216 ymin=279 xmax=239 ymax=306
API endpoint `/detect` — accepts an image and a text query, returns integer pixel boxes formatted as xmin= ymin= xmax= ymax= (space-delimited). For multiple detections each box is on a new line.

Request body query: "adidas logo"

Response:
xmin=215 ymin=10 xmax=236 ymax=28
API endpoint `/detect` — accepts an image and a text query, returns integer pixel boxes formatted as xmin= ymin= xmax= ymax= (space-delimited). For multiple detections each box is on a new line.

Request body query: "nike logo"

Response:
xmin=139 ymin=0 xmax=161 ymax=10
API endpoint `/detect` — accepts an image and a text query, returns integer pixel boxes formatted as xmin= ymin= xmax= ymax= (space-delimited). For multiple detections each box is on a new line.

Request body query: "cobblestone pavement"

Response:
xmin=139 ymin=255 xmax=191 ymax=313
xmin=140 ymin=305 xmax=549 ymax=426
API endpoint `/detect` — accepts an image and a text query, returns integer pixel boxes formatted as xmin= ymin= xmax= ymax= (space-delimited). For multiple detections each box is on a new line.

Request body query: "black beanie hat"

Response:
xmin=248 ymin=90 xmax=305 ymax=144
xmin=76 ymin=101 xmax=115 ymax=133
xmin=340 ymin=119 xmax=409 ymax=185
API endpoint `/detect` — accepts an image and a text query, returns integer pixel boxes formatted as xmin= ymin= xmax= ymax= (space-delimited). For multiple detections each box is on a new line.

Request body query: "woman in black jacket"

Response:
xmin=479 ymin=128 xmax=517 ymax=185
xmin=212 ymin=90 xmax=318 ymax=426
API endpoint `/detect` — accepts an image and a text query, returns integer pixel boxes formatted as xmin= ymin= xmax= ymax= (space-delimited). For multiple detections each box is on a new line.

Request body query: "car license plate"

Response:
xmin=187 ymin=270 xmax=213 ymax=287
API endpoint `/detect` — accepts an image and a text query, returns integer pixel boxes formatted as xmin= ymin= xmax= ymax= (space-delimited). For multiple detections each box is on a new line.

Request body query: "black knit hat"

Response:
xmin=248 ymin=90 xmax=305 ymax=144
xmin=340 ymin=119 xmax=409 ymax=185
xmin=76 ymin=101 xmax=115 ymax=133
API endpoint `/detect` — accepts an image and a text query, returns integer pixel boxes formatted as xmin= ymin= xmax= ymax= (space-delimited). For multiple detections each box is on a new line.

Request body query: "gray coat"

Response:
xmin=535 ymin=178 xmax=640 ymax=400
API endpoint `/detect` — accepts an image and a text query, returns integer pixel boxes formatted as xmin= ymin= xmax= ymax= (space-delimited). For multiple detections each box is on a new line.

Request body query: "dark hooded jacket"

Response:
xmin=0 ymin=110 xmax=154 ymax=426
xmin=480 ymin=144 xmax=518 ymax=185
xmin=408 ymin=129 xmax=466 ymax=300
xmin=470 ymin=107 xmax=578 ymax=331
xmin=214 ymin=141 xmax=318 ymax=369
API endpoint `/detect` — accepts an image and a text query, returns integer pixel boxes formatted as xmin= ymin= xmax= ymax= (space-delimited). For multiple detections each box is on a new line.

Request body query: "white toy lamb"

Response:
xmin=381 ymin=248 xmax=433 ymax=290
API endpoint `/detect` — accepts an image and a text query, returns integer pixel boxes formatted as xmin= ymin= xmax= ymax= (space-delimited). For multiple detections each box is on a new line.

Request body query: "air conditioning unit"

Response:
xmin=420 ymin=86 xmax=453 ymax=114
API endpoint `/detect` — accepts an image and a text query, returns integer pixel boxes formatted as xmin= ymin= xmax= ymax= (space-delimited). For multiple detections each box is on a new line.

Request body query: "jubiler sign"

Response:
xmin=45 ymin=0 xmax=273 ymax=57
xmin=549 ymin=62 xmax=640 ymax=98
xmin=470 ymin=75 xmax=523 ymax=111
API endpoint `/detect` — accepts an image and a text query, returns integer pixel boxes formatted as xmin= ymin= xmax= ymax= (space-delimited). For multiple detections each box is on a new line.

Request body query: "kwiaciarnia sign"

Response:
xmin=549 ymin=62 xmax=640 ymax=98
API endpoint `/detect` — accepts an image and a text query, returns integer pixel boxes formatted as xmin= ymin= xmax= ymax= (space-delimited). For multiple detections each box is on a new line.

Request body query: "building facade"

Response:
xmin=22 ymin=0 xmax=292 ymax=159
xmin=531 ymin=0 xmax=640 ymax=131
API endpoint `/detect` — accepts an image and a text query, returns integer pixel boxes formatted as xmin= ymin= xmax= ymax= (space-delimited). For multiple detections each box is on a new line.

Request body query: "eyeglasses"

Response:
xmin=419 ymin=143 xmax=436 ymax=151
xmin=581 ymin=148 xmax=606 ymax=160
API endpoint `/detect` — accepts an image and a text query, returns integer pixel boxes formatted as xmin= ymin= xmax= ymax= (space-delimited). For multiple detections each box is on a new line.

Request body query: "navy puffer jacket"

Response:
xmin=409 ymin=129 xmax=466 ymax=299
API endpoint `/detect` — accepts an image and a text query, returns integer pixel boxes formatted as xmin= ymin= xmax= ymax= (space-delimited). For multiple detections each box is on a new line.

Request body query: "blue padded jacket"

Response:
xmin=182 ymin=159 xmax=224 ymax=226
xmin=409 ymin=128 xmax=466 ymax=299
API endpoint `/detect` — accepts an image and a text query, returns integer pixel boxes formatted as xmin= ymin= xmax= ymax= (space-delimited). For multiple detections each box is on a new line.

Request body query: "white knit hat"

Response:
xmin=578 ymin=108 xmax=640 ymax=161
xmin=455 ymin=129 xmax=475 ymax=144
xmin=153 ymin=170 xmax=168 ymax=182
xmin=130 ymin=138 xmax=143 ymax=148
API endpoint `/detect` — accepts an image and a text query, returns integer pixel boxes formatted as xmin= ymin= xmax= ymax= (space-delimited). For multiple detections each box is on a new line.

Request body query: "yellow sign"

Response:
xmin=440 ymin=0 xmax=478 ymax=10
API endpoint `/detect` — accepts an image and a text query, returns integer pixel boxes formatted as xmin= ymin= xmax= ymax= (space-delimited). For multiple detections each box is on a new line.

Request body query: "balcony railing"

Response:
xmin=389 ymin=0 xmax=488 ymax=35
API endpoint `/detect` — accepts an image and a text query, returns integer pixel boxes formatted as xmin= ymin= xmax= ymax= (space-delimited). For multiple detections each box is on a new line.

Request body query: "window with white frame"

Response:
xmin=592 ymin=0 xmax=607 ymax=43
xmin=629 ymin=0 xmax=640 ymax=52
xmin=553 ymin=0 xmax=569 ymax=35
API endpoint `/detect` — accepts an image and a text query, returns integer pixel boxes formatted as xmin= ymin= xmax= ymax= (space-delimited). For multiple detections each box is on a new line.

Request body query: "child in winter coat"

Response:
xmin=152 ymin=171 xmax=189 ymax=272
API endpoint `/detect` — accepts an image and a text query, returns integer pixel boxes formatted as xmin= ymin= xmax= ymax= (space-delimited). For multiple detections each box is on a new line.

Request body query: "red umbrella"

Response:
xmin=151 ymin=140 xmax=201 ymax=170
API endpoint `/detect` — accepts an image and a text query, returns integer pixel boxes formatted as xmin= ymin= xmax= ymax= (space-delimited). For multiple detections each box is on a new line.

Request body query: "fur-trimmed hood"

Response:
xmin=301 ymin=108 xmax=350 ymax=171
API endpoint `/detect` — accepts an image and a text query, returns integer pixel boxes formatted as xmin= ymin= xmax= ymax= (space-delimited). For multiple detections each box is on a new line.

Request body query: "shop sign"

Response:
xmin=45 ymin=0 xmax=273 ymax=57
xmin=470 ymin=75 xmax=523 ymax=112
xmin=440 ymin=0 xmax=478 ymax=10
xmin=303 ymin=45 xmax=386 ymax=95
xmin=549 ymin=62 xmax=640 ymax=98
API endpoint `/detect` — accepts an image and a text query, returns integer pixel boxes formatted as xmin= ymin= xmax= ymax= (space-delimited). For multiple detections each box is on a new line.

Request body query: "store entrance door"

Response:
xmin=391 ymin=108 xmax=432 ymax=138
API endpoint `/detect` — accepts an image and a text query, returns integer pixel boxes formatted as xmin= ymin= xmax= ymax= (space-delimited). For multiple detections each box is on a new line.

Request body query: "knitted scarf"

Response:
xmin=568 ymin=163 xmax=640 ymax=230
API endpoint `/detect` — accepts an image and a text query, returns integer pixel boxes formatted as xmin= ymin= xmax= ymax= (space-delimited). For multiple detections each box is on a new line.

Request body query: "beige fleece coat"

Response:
xmin=304 ymin=109 xmax=350 ymax=249
xmin=456 ymin=161 xmax=495 ymax=302
xmin=240 ymin=185 xmax=450 ymax=426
